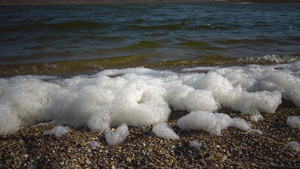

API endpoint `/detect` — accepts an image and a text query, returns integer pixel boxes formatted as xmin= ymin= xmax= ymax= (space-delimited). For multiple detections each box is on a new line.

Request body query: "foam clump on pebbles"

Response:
xmin=166 ymin=86 xmax=220 ymax=112
xmin=177 ymin=111 xmax=232 ymax=135
xmin=43 ymin=125 xmax=69 ymax=137
xmin=152 ymin=122 xmax=180 ymax=139
xmin=0 ymin=105 xmax=20 ymax=134
xmin=105 ymin=123 xmax=129 ymax=146
xmin=177 ymin=111 xmax=253 ymax=135
xmin=288 ymin=141 xmax=300 ymax=152
xmin=88 ymin=141 xmax=101 ymax=148
xmin=0 ymin=62 xmax=300 ymax=135
xmin=287 ymin=116 xmax=300 ymax=129
xmin=250 ymin=129 xmax=263 ymax=135
xmin=189 ymin=140 xmax=202 ymax=149
xmin=230 ymin=118 xmax=252 ymax=131
xmin=187 ymin=72 xmax=282 ymax=114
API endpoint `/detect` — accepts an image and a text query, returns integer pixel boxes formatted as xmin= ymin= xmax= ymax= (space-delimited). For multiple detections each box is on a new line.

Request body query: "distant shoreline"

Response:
xmin=1 ymin=0 xmax=225 ymax=6
xmin=228 ymin=0 xmax=300 ymax=3
xmin=1 ymin=0 xmax=300 ymax=6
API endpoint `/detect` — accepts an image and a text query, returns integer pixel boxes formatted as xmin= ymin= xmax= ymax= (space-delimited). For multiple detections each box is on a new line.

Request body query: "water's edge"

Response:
xmin=1 ymin=54 xmax=299 ymax=78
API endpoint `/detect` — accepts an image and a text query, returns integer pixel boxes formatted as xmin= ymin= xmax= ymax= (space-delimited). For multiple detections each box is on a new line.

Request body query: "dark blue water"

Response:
xmin=0 ymin=3 xmax=300 ymax=76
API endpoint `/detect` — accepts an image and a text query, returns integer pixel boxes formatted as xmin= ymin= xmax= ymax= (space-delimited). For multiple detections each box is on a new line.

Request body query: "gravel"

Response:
xmin=0 ymin=100 xmax=299 ymax=168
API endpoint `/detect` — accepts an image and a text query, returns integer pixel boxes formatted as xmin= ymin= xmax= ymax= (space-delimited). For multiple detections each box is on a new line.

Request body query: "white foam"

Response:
xmin=177 ymin=111 xmax=254 ymax=135
xmin=250 ymin=111 xmax=264 ymax=122
xmin=251 ymin=129 xmax=263 ymax=135
xmin=105 ymin=123 xmax=129 ymax=146
xmin=287 ymin=116 xmax=300 ymax=129
xmin=0 ymin=105 xmax=20 ymax=134
xmin=43 ymin=125 xmax=69 ymax=137
xmin=231 ymin=91 xmax=282 ymax=114
xmin=177 ymin=111 xmax=233 ymax=135
xmin=291 ymin=60 xmax=300 ymax=74
xmin=187 ymin=71 xmax=282 ymax=114
xmin=230 ymin=118 xmax=251 ymax=131
xmin=288 ymin=141 xmax=300 ymax=152
xmin=189 ymin=140 xmax=202 ymax=149
xmin=88 ymin=141 xmax=101 ymax=148
xmin=0 ymin=62 xmax=300 ymax=135
xmin=215 ymin=65 xmax=300 ymax=107
xmin=152 ymin=122 xmax=180 ymax=140
xmin=182 ymin=66 xmax=219 ymax=72
xmin=166 ymin=86 xmax=219 ymax=112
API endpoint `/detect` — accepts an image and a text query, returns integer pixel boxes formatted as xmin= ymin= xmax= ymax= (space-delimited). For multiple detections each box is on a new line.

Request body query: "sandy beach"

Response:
xmin=0 ymin=1 xmax=299 ymax=168
xmin=0 ymin=100 xmax=299 ymax=168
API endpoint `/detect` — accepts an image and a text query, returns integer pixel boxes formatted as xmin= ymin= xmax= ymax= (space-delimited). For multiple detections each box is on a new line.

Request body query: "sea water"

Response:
xmin=0 ymin=3 xmax=300 ymax=76
xmin=0 ymin=3 xmax=300 ymax=145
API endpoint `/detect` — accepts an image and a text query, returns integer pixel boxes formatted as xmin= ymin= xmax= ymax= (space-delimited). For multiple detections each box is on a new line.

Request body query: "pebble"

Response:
xmin=126 ymin=157 xmax=131 ymax=162
xmin=0 ymin=103 xmax=300 ymax=168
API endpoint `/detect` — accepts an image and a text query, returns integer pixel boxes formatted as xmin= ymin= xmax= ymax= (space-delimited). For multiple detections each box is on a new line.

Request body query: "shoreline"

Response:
xmin=0 ymin=100 xmax=299 ymax=168
xmin=0 ymin=0 xmax=228 ymax=6
xmin=1 ymin=0 xmax=300 ymax=6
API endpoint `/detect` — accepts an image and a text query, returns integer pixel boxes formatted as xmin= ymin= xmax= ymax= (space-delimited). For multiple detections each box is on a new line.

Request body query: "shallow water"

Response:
xmin=0 ymin=3 xmax=300 ymax=76
xmin=0 ymin=3 xmax=300 ymax=136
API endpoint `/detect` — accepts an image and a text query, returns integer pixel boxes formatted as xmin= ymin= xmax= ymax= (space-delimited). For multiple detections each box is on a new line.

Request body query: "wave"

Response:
xmin=217 ymin=38 xmax=279 ymax=45
xmin=125 ymin=23 xmax=186 ymax=31
xmin=178 ymin=41 xmax=224 ymax=50
xmin=0 ymin=54 xmax=147 ymax=78
xmin=1 ymin=54 xmax=299 ymax=78
xmin=129 ymin=41 xmax=162 ymax=49
xmin=0 ymin=21 xmax=108 ymax=32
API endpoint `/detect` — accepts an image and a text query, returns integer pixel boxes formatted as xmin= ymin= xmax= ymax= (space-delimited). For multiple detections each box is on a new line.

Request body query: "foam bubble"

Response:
xmin=166 ymin=85 xmax=219 ymax=112
xmin=288 ymin=141 xmax=300 ymax=152
xmin=188 ymin=72 xmax=236 ymax=105
xmin=88 ymin=141 xmax=101 ymax=148
xmin=0 ymin=105 xmax=21 ymax=134
xmin=105 ymin=123 xmax=129 ymax=146
xmin=291 ymin=60 xmax=300 ymax=73
xmin=177 ymin=111 xmax=254 ymax=135
xmin=189 ymin=140 xmax=202 ymax=149
xmin=251 ymin=129 xmax=263 ymax=135
xmin=152 ymin=122 xmax=180 ymax=140
xmin=230 ymin=118 xmax=251 ymax=131
xmin=250 ymin=112 xmax=264 ymax=122
xmin=177 ymin=111 xmax=233 ymax=135
xmin=43 ymin=125 xmax=69 ymax=137
xmin=287 ymin=116 xmax=300 ymax=129
xmin=231 ymin=91 xmax=282 ymax=114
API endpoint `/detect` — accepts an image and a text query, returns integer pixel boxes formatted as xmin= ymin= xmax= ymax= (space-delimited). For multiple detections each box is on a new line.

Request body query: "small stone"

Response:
xmin=160 ymin=161 xmax=164 ymax=166
xmin=126 ymin=157 xmax=131 ymax=162
xmin=80 ymin=142 xmax=87 ymax=147
xmin=214 ymin=145 xmax=221 ymax=149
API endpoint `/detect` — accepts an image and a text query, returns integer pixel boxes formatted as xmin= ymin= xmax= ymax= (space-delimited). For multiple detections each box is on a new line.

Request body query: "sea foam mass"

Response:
xmin=0 ymin=61 xmax=300 ymax=138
